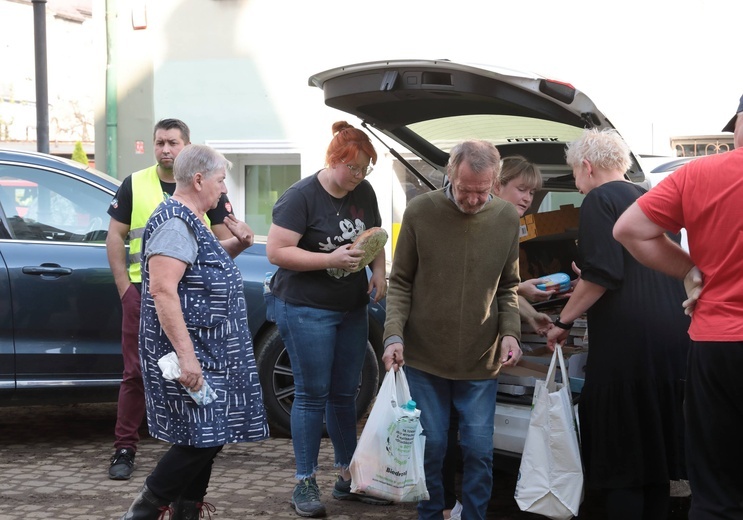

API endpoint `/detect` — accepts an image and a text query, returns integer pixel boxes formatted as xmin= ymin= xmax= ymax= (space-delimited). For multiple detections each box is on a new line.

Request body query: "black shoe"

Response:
xmin=331 ymin=475 xmax=391 ymax=505
xmin=120 ymin=483 xmax=171 ymax=520
xmin=171 ymin=497 xmax=216 ymax=520
xmin=109 ymin=448 xmax=136 ymax=480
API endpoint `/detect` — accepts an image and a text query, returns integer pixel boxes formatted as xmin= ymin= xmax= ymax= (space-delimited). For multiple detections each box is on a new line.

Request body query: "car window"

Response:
xmin=392 ymin=158 xmax=446 ymax=203
xmin=408 ymin=115 xmax=586 ymax=151
xmin=0 ymin=165 xmax=110 ymax=243
xmin=406 ymin=114 xmax=589 ymax=194
xmin=537 ymin=191 xmax=584 ymax=213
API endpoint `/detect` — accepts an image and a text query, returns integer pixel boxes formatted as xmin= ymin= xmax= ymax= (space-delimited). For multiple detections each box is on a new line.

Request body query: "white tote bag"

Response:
xmin=349 ymin=368 xmax=429 ymax=502
xmin=514 ymin=344 xmax=584 ymax=519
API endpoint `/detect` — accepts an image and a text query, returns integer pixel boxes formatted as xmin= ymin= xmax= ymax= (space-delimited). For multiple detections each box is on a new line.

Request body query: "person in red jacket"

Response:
xmin=614 ymin=94 xmax=743 ymax=520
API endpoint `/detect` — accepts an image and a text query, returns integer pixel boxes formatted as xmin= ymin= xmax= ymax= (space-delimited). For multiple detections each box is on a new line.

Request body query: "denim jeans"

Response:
xmin=405 ymin=366 xmax=498 ymax=520
xmin=274 ymin=298 xmax=368 ymax=479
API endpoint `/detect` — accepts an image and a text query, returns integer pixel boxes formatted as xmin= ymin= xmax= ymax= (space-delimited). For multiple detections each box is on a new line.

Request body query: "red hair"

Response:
xmin=325 ymin=121 xmax=378 ymax=166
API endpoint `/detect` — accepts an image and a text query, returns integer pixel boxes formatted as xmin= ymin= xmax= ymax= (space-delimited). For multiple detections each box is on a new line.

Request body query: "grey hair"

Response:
xmin=447 ymin=140 xmax=501 ymax=181
xmin=173 ymin=144 xmax=232 ymax=185
xmin=565 ymin=128 xmax=632 ymax=173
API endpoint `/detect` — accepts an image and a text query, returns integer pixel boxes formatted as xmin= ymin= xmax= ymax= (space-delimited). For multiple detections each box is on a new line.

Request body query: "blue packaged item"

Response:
xmin=157 ymin=352 xmax=217 ymax=406
xmin=536 ymin=272 xmax=571 ymax=294
xmin=184 ymin=381 xmax=217 ymax=406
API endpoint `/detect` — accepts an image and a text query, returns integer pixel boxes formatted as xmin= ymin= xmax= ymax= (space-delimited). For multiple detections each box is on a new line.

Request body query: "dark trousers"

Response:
xmin=604 ymin=484 xmax=670 ymax=520
xmin=114 ymin=283 xmax=145 ymax=451
xmin=685 ymin=341 xmax=743 ymax=519
xmin=147 ymin=445 xmax=224 ymax=502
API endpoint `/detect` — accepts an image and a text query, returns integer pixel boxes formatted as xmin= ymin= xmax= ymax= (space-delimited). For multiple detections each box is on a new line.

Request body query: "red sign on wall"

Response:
xmin=135 ymin=140 xmax=145 ymax=154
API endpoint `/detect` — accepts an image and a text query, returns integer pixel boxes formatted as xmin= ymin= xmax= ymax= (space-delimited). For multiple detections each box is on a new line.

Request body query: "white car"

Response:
xmin=641 ymin=155 xmax=697 ymax=252
xmin=310 ymin=59 xmax=647 ymax=456
xmin=641 ymin=156 xmax=696 ymax=187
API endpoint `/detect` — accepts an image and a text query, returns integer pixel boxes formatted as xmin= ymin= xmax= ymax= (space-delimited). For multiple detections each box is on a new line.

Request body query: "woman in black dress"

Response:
xmin=546 ymin=128 xmax=690 ymax=520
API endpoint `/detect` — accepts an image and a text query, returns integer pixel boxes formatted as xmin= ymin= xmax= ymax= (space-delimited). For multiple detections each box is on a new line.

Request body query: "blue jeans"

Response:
xmin=274 ymin=298 xmax=368 ymax=479
xmin=405 ymin=366 xmax=498 ymax=520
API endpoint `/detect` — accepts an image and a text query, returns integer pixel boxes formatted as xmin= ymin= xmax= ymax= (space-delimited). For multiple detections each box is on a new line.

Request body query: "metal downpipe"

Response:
xmin=105 ymin=0 xmax=118 ymax=177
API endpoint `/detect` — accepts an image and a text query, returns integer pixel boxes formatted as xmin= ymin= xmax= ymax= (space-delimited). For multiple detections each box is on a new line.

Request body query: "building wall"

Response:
xmin=0 ymin=0 xmax=95 ymax=156
xmin=671 ymin=135 xmax=734 ymax=157
xmin=94 ymin=0 xmax=395 ymax=244
xmin=93 ymin=0 xmax=155 ymax=178
xmin=94 ymin=0 xmax=339 ymax=175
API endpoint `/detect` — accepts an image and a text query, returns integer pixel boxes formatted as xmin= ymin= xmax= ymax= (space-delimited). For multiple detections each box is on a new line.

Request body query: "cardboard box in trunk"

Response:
xmin=518 ymin=214 xmax=537 ymax=242
xmin=521 ymin=346 xmax=588 ymax=379
xmin=519 ymin=238 xmax=579 ymax=283
xmin=498 ymin=360 xmax=549 ymax=395
xmin=519 ymin=204 xmax=580 ymax=242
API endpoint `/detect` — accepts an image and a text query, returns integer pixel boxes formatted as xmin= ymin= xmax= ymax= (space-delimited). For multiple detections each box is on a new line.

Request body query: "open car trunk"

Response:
xmin=310 ymin=59 xmax=648 ymax=457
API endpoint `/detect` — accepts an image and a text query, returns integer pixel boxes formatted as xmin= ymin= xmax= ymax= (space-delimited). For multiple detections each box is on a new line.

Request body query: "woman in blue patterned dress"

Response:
xmin=119 ymin=144 xmax=268 ymax=520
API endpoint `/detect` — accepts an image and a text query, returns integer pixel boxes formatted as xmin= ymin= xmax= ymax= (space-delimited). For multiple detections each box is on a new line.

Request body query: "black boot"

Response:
xmin=171 ymin=497 xmax=216 ymax=520
xmin=120 ymin=483 xmax=172 ymax=520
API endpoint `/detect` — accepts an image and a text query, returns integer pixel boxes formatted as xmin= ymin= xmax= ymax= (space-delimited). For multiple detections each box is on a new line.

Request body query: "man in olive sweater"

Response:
xmin=383 ymin=140 xmax=522 ymax=520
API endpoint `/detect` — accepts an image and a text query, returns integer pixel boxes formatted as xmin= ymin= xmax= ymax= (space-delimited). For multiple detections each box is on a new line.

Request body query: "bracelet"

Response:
xmin=554 ymin=318 xmax=574 ymax=330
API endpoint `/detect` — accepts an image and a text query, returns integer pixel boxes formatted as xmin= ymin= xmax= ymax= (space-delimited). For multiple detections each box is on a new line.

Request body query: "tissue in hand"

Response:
xmin=157 ymin=352 xmax=217 ymax=405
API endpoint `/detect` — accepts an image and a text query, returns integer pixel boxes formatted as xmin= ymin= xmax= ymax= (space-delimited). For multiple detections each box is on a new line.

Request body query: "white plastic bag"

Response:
xmin=349 ymin=368 xmax=429 ymax=502
xmin=514 ymin=344 xmax=584 ymax=519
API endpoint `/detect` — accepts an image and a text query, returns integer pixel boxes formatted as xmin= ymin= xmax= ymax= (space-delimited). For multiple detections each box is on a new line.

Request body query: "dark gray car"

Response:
xmin=0 ymin=149 xmax=385 ymax=438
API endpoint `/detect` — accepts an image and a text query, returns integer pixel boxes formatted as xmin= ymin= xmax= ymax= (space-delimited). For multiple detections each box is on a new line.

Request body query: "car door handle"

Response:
xmin=22 ymin=265 xmax=73 ymax=277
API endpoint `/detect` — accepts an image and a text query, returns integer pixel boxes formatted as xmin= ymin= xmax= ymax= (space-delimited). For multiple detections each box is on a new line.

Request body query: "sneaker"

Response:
xmin=448 ymin=500 xmax=463 ymax=520
xmin=108 ymin=448 xmax=135 ymax=480
xmin=331 ymin=475 xmax=391 ymax=505
xmin=291 ymin=477 xmax=326 ymax=518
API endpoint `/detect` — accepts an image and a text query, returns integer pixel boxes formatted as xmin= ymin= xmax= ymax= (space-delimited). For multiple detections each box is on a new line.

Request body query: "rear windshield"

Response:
xmin=408 ymin=114 xmax=585 ymax=153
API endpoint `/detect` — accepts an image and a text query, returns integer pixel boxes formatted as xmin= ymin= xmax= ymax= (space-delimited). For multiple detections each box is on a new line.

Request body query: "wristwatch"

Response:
xmin=554 ymin=318 xmax=574 ymax=330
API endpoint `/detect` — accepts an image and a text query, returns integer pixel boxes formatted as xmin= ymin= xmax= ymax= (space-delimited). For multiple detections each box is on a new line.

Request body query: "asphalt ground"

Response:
xmin=0 ymin=403 xmax=690 ymax=519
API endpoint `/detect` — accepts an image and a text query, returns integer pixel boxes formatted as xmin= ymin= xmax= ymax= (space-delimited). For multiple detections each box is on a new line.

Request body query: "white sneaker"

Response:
xmin=449 ymin=500 xmax=463 ymax=520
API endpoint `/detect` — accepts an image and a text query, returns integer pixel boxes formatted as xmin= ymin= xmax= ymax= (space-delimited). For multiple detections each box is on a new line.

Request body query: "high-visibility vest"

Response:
xmin=127 ymin=166 xmax=214 ymax=282
xmin=128 ymin=165 xmax=167 ymax=283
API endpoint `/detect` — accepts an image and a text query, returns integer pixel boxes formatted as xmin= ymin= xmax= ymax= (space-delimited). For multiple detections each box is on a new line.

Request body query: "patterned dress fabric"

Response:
xmin=139 ymin=198 xmax=268 ymax=447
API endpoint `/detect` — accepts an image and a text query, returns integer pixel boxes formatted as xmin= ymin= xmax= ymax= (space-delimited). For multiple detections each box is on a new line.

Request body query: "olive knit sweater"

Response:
xmin=384 ymin=189 xmax=521 ymax=380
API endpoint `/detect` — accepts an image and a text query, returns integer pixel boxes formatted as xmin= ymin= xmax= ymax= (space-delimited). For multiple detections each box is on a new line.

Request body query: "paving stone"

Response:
xmin=0 ymin=402 xmax=691 ymax=519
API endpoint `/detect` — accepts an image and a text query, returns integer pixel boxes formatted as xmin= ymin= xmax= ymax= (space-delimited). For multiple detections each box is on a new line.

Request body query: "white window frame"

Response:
xmin=205 ymin=140 xmax=301 ymax=231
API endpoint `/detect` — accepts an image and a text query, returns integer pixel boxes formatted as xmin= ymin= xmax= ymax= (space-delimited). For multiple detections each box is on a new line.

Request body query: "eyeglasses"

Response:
xmin=344 ymin=162 xmax=374 ymax=178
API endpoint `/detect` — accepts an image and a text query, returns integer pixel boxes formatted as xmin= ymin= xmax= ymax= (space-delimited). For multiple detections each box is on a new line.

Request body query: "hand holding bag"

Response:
xmin=514 ymin=344 xmax=584 ymax=519
xmin=349 ymin=367 xmax=429 ymax=502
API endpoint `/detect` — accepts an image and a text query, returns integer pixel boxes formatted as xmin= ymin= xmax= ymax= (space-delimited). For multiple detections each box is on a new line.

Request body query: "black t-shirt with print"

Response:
xmin=271 ymin=172 xmax=382 ymax=311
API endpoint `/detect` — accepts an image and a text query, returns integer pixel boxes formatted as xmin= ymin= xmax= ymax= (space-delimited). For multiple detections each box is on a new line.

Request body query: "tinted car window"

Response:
xmin=0 ymin=165 xmax=109 ymax=243
xmin=0 ymin=157 xmax=121 ymax=395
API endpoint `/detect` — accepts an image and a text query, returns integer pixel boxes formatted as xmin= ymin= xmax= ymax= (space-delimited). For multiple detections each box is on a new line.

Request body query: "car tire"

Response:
xmin=256 ymin=325 xmax=380 ymax=438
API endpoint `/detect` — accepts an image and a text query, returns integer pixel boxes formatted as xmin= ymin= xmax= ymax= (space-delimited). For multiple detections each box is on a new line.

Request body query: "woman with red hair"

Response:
xmin=267 ymin=121 xmax=389 ymax=517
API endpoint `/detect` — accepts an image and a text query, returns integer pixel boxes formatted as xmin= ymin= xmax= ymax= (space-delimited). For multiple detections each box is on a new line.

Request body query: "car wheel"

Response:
xmin=256 ymin=325 xmax=380 ymax=438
